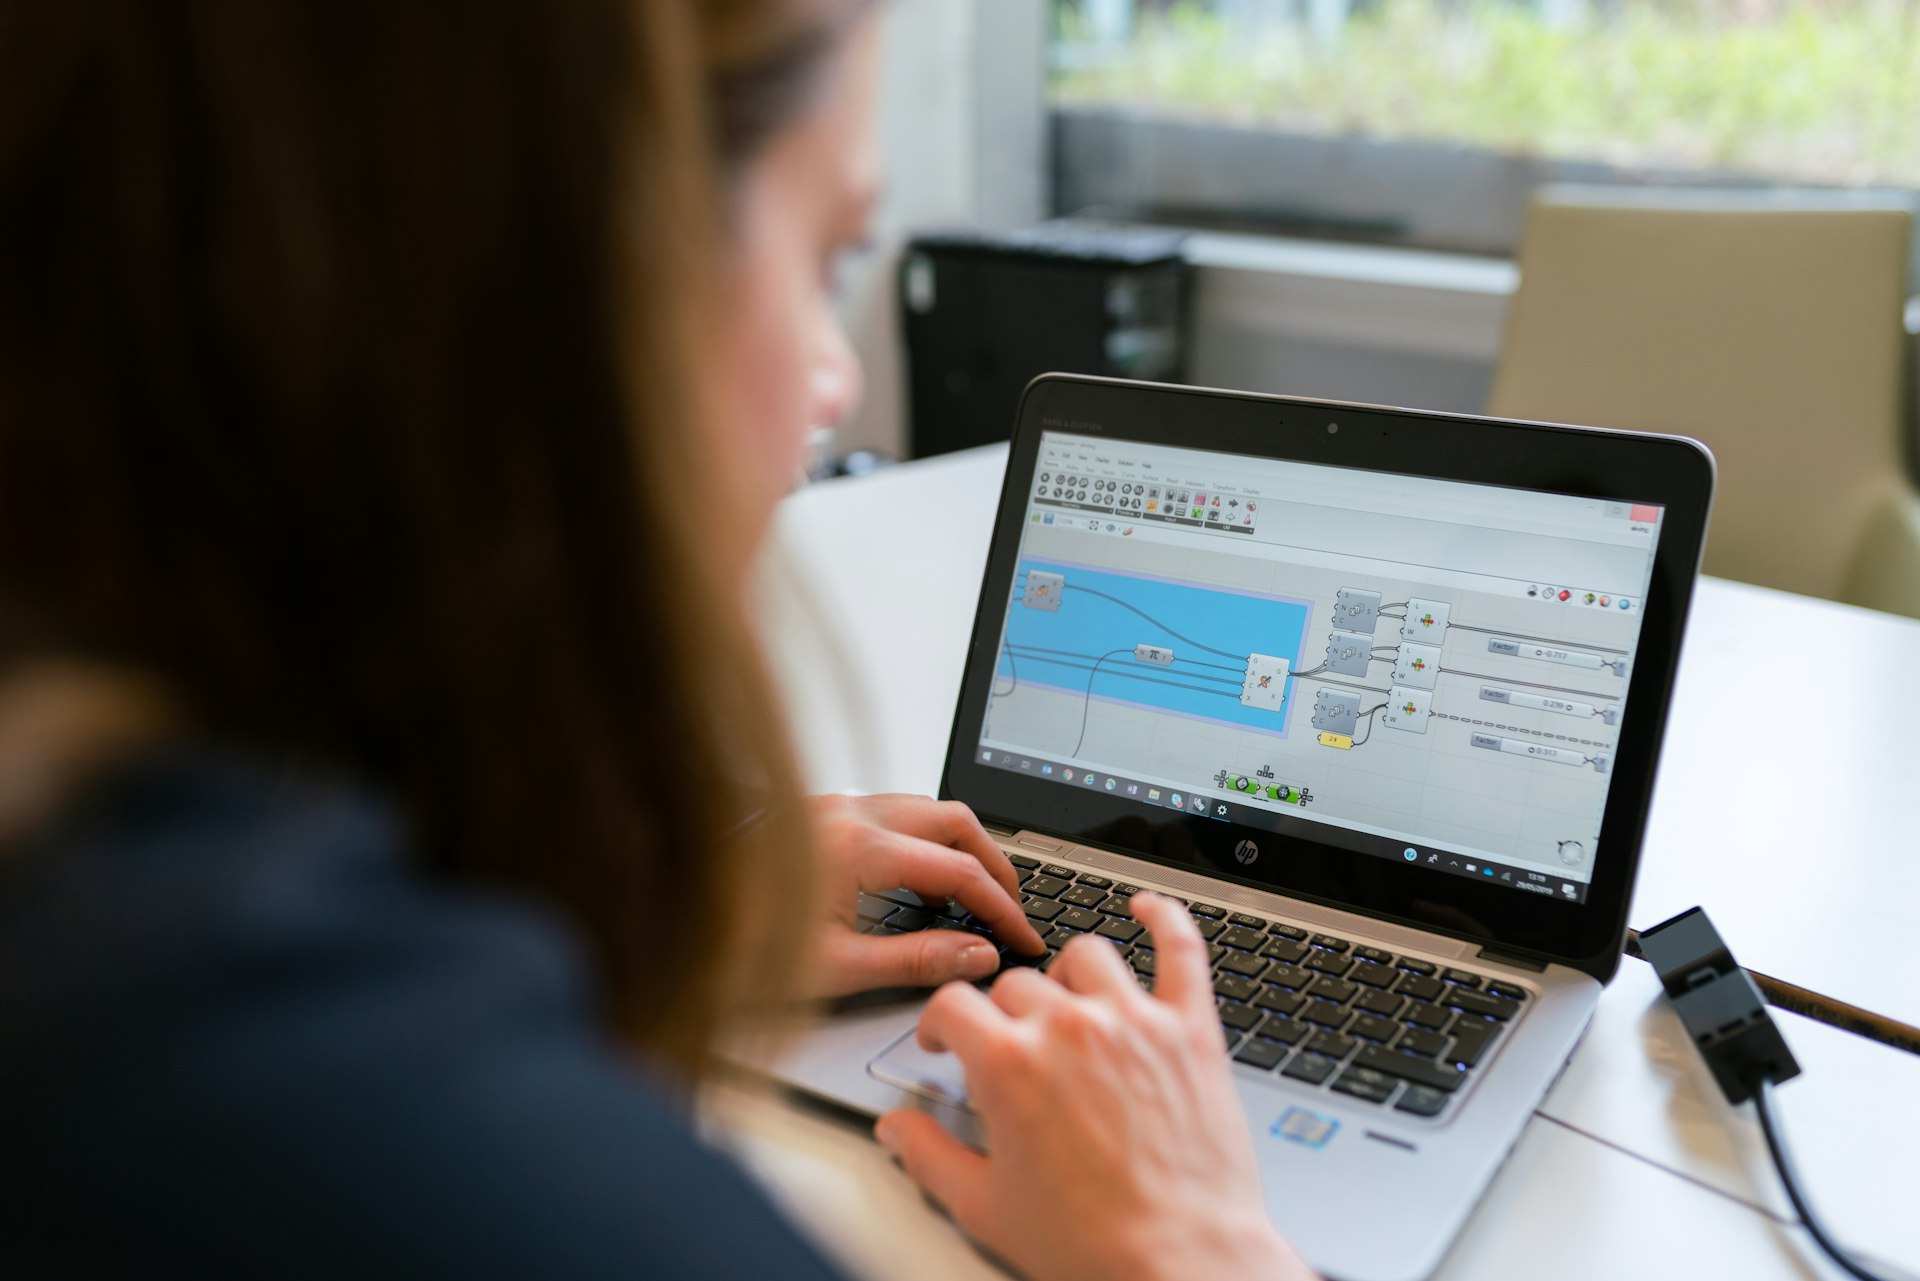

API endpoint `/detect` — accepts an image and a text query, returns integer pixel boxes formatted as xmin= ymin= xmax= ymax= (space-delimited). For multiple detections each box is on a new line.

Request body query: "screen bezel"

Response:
xmin=940 ymin=375 xmax=1714 ymax=985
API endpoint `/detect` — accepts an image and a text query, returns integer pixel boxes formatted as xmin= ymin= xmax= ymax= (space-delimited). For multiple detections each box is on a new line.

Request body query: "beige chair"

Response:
xmin=1488 ymin=186 xmax=1920 ymax=619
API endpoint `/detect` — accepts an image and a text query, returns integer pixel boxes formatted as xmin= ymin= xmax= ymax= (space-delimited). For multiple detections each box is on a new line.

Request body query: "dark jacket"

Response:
xmin=0 ymin=751 xmax=846 ymax=1279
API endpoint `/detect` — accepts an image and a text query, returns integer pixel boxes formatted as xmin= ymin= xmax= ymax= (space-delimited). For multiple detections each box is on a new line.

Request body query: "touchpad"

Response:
xmin=867 ymin=1026 xmax=974 ymax=1111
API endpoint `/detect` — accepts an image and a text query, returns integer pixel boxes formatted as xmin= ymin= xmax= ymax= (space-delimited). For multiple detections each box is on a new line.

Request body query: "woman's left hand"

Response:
xmin=806 ymin=794 xmax=1045 ymax=1000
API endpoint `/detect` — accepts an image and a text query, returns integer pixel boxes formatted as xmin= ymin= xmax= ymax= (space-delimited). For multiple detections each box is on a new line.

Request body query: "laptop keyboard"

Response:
xmin=854 ymin=852 xmax=1530 ymax=1120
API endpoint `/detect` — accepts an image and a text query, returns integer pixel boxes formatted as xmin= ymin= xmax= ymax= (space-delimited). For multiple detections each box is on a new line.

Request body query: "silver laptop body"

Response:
xmin=746 ymin=377 xmax=1714 ymax=1281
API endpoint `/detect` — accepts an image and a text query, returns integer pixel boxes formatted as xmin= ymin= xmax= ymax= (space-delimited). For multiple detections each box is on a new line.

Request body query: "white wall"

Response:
xmin=835 ymin=0 xmax=1047 ymax=459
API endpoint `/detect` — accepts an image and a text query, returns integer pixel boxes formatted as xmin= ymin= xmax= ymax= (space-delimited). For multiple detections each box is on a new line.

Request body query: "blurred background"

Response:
xmin=831 ymin=1 xmax=1920 ymax=615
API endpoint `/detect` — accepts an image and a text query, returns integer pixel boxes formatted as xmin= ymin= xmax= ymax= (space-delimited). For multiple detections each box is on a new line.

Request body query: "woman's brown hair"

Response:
xmin=0 ymin=1 xmax=861 ymax=1076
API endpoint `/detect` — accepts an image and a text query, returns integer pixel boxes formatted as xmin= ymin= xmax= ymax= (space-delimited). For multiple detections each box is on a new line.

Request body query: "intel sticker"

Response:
xmin=1272 ymin=1107 xmax=1339 ymax=1150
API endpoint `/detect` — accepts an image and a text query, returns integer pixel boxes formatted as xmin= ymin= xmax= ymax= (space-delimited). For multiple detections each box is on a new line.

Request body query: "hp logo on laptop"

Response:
xmin=1234 ymin=839 xmax=1260 ymax=865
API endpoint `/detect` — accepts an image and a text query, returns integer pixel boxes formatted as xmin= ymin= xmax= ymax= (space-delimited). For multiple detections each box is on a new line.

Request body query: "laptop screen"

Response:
xmin=971 ymin=431 xmax=1664 ymax=906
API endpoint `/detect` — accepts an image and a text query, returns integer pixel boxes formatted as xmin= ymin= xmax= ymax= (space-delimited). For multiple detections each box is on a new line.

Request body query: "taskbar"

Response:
xmin=974 ymin=745 xmax=1590 ymax=905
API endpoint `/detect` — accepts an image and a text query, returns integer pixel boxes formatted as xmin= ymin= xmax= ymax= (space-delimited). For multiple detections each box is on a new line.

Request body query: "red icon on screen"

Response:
xmin=1557 ymin=589 xmax=1572 ymax=601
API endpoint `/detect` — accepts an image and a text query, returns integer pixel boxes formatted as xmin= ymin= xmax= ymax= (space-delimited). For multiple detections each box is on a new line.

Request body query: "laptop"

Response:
xmin=754 ymin=375 xmax=1714 ymax=1281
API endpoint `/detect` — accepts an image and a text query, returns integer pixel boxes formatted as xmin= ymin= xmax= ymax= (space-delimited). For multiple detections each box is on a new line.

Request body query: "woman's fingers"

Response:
xmin=862 ymin=833 xmax=1044 ymax=955
xmin=1047 ymin=933 xmax=1137 ymax=999
xmin=988 ymin=965 xmax=1069 ymax=1018
xmin=1130 ymin=892 xmax=1213 ymax=1017
xmin=862 ymin=795 xmax=1024 ymax=902
xmin=874 ymin=1110 xmax=993 ymax=1236
xmin=813 ymin=928 xmax=1002 ymax=997
xmin=915 ymin=974 xmax=1009 ymax=1058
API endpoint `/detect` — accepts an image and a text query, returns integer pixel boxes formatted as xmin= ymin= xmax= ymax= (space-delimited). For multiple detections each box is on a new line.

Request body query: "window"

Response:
xmin=1048 ymin=0 xmax=1920 ymax=254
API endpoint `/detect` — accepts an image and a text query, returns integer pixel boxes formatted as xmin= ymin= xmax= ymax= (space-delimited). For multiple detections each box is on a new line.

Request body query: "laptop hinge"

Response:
xmin=1475 ymin=946 xmax=1547 ymax=973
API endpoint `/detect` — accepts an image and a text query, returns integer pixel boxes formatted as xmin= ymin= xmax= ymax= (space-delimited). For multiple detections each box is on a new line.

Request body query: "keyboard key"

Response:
xmin=1055 ymin=906 xmax=1103 ymax=932
xmin=1234 ymin=1037 xmax=1288 ymax=1070
xmin=1260 ymin=938 xmax=1309 ymax=965
xmin=887 ymin=907 xmax=935 ymax=931
xmin=1007 ymin=853 xmax=1041 ymax=870
xmin=1449 ymin=1021 xmax=1498 ymax=1068
xmin=1306 ymin=977 xmax=1357 ymax=1005
xmin=1351 ymin=961 xmax=1399 ymax=989
xmin=1208 ymin=943 xmax=1228 ymax=966
xmin=1355 ymin=989 xmax=1405 ymax=1019
xmin=1263 ymin=964 xmax=1314 ymax=991
xmin=1268 ymin=922 xmax=1308 ymax=941
xmin=1024 ymin=875 xmax=1071 ymax=899
xmin=1446 ymin=990 xmax=1520 ymax=1021
xmin=1096 ymin=917 xmax=1143 ymax=944
xmin=1042 ymin=864 xmax=1078 ymax=879
xmin=1349 ymin=1014 xmax=1399 ymax=1043
xmin=1396 ymin=974 xmax=1444 ymax=1002
xmin=1352 ymin=945 xmax=1395 ymax=966
xmin=935 ymin=899 xmax=971 ymax=921
xmin=1190 ymin=902 xmax=1227 ymax=920
xmin=1214 ymin=973 xmax=1259 ymax=1002
xmin=1058 ymin=884 xmax=1108 ymax=910
xmin=1487 ymin=981 xmax=1529 ymax=1002
xmin=1228 ymin=913 xmax=1268 ymax=931
xmin=1113 ymin=882 xmax=1142 ymax=895
xmin=1282 ymin=1052 xmax=1338 ymax=1085
xmin=1253 ymin=988 xmax=1307 ymax=1017
xmin=1397 ymin=1028 xmax=1448 ymax=1058
xmin=1443 ymin=969 xmax=1484 ymax=989
xmin=1331 ymin=1066 xmax=1397 ymax=1104
xmin=1305 ymin=1030 xmax=1355 ymax=1059
xmin=1353 ymin=1044 xmax=1466 ymax=1093
xmin=1219 ymin=1002 xmax=1263 ymax=1032
xmin=1219 ymin=951 xmax=1267 ymax=980
xmin=1022 ymin=896 xmax=1065 ymax=922
xmin=855 ymin=893 xmax=897 ymax=923
xmin=1255 ymin=1015 xmax=1309 ymax=1044
xmin=1191 ymin=918 xmax=1225 ymax=941
xmin=1302 ymin=1000 xmax=1348 ymax=1029
xmin=1395 ymin=1084 xmax=1450 ymax=1118
xmin=875 ymin=888 xmax=928 ymax=909
xmin=1131 ymin=950 xmax=1157 ymax=976
xmin=1220 ymin=926 xmax=1266 ymax=952
xmin=1397 ymin=958 xmax=1438 ymax=977
xmin=1075 ymin=873 xmax=1113 ymax=890
xmin=1043 ymin=926 xmax=1080 ymax=949
xmin=1306 ymin=952 xmax=1355 ymax=977
xmin=1098 ymin=895 xmax=1134 ymax=918
xmin=1310 ymin=934 xmax=1351 ymax=953
xmin=1402 ymin=1001 xmax=1450 ymax=1031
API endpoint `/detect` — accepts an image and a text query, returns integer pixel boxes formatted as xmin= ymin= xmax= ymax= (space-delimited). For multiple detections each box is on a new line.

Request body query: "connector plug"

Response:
xmin=1637 ymin=906 xmax=1800 ymax=1104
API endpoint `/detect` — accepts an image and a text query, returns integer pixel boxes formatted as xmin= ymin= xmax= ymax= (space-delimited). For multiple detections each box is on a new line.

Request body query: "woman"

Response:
xmin=0 ymin=3 xmax=1313 ymax=1278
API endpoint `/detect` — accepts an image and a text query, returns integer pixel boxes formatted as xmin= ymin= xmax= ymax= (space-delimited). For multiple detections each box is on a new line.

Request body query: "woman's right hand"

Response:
xmin=874 ymin=892 xmax=1318 ymax=1281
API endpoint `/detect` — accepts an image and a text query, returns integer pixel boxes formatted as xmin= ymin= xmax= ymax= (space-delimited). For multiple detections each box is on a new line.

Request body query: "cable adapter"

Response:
xmin=1636 ymin=906 xmax=1800 ymax=1104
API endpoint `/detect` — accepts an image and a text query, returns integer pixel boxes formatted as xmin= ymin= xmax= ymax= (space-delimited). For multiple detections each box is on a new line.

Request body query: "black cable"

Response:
xmin=1751 ymin=1077 xmax=1894 ymax=1281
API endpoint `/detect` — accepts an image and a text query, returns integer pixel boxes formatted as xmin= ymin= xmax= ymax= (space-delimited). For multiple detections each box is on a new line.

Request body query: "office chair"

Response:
xmin=1489 ymin=186 xmax=1920 ymax=620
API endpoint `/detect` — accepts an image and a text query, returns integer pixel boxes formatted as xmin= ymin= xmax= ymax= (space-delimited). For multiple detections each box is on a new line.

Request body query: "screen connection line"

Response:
xmin=1061 ymin=584 xmax=1247 ymax=662
xmin=1006 ymin=642 xmax=1244 ymax=679
xmin=1070 ymin=648 xmax=1134 ymax=758
xmin=992 ymin=637 xmax=1018 ymax=699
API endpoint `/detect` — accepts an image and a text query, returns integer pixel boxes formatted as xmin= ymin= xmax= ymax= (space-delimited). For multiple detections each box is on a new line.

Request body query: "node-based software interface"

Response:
xmin=976 ymin=432 xmax=1665 ymax=903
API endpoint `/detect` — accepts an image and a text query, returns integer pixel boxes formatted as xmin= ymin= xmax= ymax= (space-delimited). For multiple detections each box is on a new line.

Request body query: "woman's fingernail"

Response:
xmin=874 ymin=1116 xmax=901 ymax=1155
xmin=958 ymin=941 xmax=1000 ymax=979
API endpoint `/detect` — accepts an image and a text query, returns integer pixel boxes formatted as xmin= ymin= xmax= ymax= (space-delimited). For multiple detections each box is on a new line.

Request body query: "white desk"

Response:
xmin=736 ymin=445 xmax=1920 ymax=1281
